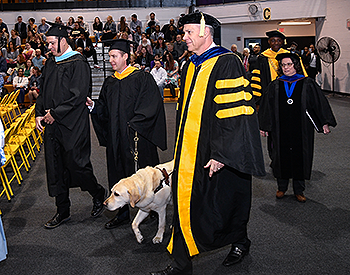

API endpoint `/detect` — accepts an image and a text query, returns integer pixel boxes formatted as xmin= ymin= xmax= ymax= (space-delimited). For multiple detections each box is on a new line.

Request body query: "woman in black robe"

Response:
xmin=258 ymin=52 xmax=336 ymax=202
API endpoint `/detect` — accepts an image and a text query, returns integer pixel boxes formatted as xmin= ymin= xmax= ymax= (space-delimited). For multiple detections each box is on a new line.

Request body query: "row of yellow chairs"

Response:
xmin=0 ymin=105 xmax=43 ymax=210
xmin=0 ymin=90 xmax=22 ymax=129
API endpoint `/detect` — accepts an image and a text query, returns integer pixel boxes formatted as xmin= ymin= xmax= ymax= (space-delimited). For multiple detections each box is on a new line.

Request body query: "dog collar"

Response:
xmin=154 ymin=167 xmax=173 ymax=194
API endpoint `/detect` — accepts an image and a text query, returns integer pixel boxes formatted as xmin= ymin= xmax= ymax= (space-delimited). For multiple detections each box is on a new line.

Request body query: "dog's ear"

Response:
xmin=128 ymin=189 xmax=141 ymax=208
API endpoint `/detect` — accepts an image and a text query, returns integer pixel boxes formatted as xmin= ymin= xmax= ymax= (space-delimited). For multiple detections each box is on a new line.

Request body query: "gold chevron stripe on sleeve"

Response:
xmin=215 ymin=76 xmax=249 ymax=89
xmin=252 ymin=69 xmax=260 ymax=74
xmin=251 ymin=83 xmax=261 ymax=90
xmin=216 ymin=105 xmax=255 ymax=119
xmin=214 ymin=91 xmax=252 ymax=104
xmin=251 ymin=76 xmax=260 ymax=82
xmin=252 ymin=91 xmax=262 ymax=97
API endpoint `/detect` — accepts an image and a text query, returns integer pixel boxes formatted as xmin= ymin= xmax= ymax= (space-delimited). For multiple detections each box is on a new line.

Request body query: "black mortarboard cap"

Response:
xmin=266 ymin=30 xmax=286 ymax=39
xmin=276 ymin=52 xmax=300 ymax=61
xmin=105 ymin=39 xmax=132 ymax=55
xmin=46 ymin=22 xmax=72 ymax=53
xmin=178 ymin=11 xmax=221 ymax=29
xmin=46 ymin=22 xmax=71 ymax=38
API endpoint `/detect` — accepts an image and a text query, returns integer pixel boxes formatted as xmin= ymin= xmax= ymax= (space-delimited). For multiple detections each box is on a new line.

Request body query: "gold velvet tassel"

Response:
xmin=199 ymin=13 xmax=205 ymax=37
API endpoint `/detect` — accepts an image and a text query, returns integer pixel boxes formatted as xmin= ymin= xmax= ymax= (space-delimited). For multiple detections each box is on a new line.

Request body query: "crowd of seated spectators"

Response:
xmin=0 ymin=12 xmax=193 ymax=102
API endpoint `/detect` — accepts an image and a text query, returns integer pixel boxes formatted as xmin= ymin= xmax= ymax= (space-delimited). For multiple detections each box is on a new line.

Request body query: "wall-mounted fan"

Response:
xmin=316 ymin=37 xmax=341 ymax=93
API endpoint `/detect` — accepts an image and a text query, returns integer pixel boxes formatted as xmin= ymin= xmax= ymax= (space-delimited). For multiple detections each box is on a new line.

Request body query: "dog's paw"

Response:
xmin=135 ymin=233 xmax=144 ymax=243
xmin=152 ymin=235 xmax=163 ymax=244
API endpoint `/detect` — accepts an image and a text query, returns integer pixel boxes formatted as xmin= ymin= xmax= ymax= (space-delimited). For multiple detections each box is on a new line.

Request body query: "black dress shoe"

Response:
xmin=91 ymin=188 xmax=107 ymax=218
xmin=104 ymin=215 xmax=130 ymax=229
xmin=149 ymin=265 xmax=191 ymax=275
xmin=222 ymin=246 xmax=249 ymax=266
xmin=44 ymin=213 xmax=71 ymax=229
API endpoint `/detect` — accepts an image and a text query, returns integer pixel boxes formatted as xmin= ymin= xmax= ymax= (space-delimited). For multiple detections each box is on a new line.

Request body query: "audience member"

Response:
xmin=27 ymin=30 xmax=36 ymax=49
xmin=164 ymin=42 xmax=178 ymax=62
xmin=133 ymin=25 xmax=142 ymax=45
xmin=0 ymin=51 xmax=7 ymax=77
xmin=153 ymin=37 xmax=167 ymax=59
xmin=118 ymin=27 xmax=133 ymax=41
xmin=27 ymin=17 xmax=38 ymax=34
xmin=129 ymin=53 xmax=141 ymax=69
xmin=37 ymin=17 xmax=50 ymax=39
xmin=301 ymin=46 xmax=310 ymax=65
xmin=70 ymin=22 xmax=85 ymax=41
xmin=136 ymin=46 xmax=153 ymax=71
xmin=242 ymin=48 xmax=250 ymax=72
xmin=136 ymin=36 xmax=153 ymax=55
xmin=129 ymin=13 xmax=142 ymax=35
xmin=164 ymin=52 xmax=179 ymax=97
xmin=164 ymin=25 xmax=177 ymax=43
xmin=0 ymin=29 xmax=7 ymax=50
xmin=23 ymin=42 xmax=35 ymax=61
xmin=66 ymin=17 xmax=75 ymax=31
xmin=93 ymin=17 xmax=103 ymax=44
xmin=24 ymin=58 xmax=33 ymax=77
xmin=33 ymin=33 xmax=47 ymax=55
xmin=77 ymin=30 xmax=100 ymax=69
xmin=32 ymin=49 xmax=45 ymax=70
xmin=13 ymin=67 xmax=28 ymax=105
xmin=4 ymin=41 xmax=19 ymax=68
xmin=0 ymin=18 xmax=8 ymax=35
xmin=150 ymin=53 xmax=163 ymax=69
xmin=77 ymin=15 xmax=89 ymax=34
xmin=117 ymin=16 xmax=128 ymax=33
xmin=173 ymin=34 xmax=188 ymax=63
xmin=150 ymin=25 xmax=164 ymax=47
xmin=101 ymin=15 xmax=117 ymax=42
xmin=145 ymin=20 xmax=156 ymax=38
xmin=231 ymin=44 xmax=243 ymax=60
xmin=54 ymin=16 xmax=64 ymax=25
xmin=288 ymin=41 xmax=300 ymax=55
xmin=15 ymin=15 xmax=27 ymax=42
xmin=27 ymin=66 xmax=41 ymax=106
xmin=10 ymin=29 xmax=21 ymax=49
xmin=150 ymin=60 xmax=167 ymax=98
xmin=161 ymin=18 xmax=177 ymax=35
xmin=247 ymin=44 xmax=260 ymax=72
xmin=146 ymin=12 xmax=160 ymax=29
xmin=306 ymin=44 xmax=321 ymax=80
xmin=15 ymin=53 xmax=26 ymax=72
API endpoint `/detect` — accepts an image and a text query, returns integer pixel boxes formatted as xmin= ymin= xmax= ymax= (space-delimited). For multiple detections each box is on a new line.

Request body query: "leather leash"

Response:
xmin=154 ymin=167 xmax=174 ymax=194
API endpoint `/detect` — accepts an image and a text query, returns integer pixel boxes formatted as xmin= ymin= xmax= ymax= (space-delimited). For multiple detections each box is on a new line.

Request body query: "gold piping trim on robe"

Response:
xmin=216 ymin=105 xmax=255 ymax=119
xmin=251 ymin=83 xmax=261 ymax=90
xmin=215 ymin=76 xmax=249 ymax=89
xmin=251 ymin=76 xmax=260 ymax=82
xmin=214 ymin=91 xmax=252 ymax=104
xmin=113 ymin=66 xmax=138 ymax=80
xmin=253 ymin=91 xmax=262 ymax=97
xmin=167 ymin=57 xmax=219 ymax=256
xmin=252 ymin=69 xmax=260 ymax=74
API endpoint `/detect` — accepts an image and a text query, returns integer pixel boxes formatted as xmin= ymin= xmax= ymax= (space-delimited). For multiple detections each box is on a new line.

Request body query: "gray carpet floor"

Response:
xmin=1 ymin=96 xmax=350 ymax=275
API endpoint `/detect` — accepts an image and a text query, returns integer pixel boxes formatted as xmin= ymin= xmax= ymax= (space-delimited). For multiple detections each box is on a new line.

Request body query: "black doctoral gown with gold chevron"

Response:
xmin=167 ymin=47 xmax=265 ymax=257
xmin=91 ymin=67 xmax=167 ymax=187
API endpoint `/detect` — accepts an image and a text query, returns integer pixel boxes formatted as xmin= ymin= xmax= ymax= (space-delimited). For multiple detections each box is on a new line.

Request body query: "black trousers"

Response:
xmin=83 ymin=49 xmax=98 ymax=65
xmin=277 ymin=178 xmax=305 ymax=195
xmin=44 ymin=126 xmax=103 ymax=215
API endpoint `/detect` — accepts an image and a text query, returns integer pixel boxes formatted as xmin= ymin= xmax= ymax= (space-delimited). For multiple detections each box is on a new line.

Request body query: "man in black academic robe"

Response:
xmin=150 ymin=12 xmax=265 ymax=275
xmin=35 ymin=23 xmax=106 ymax=229
xmin=88 ymin=39 xmax=167 ymax=229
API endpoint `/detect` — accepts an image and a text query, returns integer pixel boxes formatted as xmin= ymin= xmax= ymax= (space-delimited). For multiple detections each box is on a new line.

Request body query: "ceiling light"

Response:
xmin=279 ymin=21 xmax=311 ymax=26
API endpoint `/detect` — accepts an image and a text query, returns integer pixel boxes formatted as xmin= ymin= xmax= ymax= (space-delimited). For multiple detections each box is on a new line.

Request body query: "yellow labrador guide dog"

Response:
xmin=104 ymin=160 xmax=174 ymax=244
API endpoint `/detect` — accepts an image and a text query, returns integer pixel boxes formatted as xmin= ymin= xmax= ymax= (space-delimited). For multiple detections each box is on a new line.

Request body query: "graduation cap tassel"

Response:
xmin=199 ymin=13 xmax=205 ymax=37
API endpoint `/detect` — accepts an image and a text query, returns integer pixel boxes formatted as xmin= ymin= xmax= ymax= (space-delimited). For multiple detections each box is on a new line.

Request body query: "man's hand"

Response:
xmin=260 ymin=130 xmax=268 ymax=137
xmin=86 ymin=97 xmax=94 ymax=107
xmin=204 ymin=159 xmax=225 ymax=178
xmin=323 ymin=124 xmax=331 ymax=135
xmin=35 ymin=116 xmax=45 ymax=132
xmin=43 ymin=109 xmax=55 ymax=125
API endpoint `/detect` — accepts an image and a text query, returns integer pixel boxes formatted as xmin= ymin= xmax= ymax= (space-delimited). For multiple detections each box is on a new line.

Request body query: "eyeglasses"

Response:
xmin=281 ymin=63 xmax=294 ymax=67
